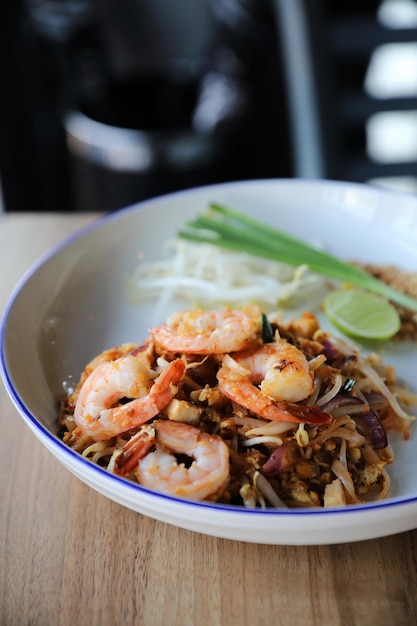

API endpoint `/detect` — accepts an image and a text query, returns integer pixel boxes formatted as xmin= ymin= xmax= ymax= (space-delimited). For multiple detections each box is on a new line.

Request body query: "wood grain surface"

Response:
xmin=1 ymin=213 xmax=416 ymax=626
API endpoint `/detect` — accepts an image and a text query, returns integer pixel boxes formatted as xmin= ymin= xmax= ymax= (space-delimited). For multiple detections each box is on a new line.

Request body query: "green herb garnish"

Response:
xmin=261 ymin=313 xmax=275 ymax=343
xmin=178 ymin=203 xmax=417 ymax=313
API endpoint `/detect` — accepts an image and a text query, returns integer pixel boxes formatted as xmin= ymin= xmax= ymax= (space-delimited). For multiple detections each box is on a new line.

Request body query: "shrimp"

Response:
xmin=150 ymin=306 xmax=261 ymax=354
xmin=217 ymin=341 xmax=332 ymax=425
xmin=69 ymin=343 xmax=142 ymax=403
xmin=116 ymin=426 xmax=156 ymax=475
xmin=136 ymin=420 xmax=230 ymax=500
xmin=74 ymin=353 xmax=185 ymax=441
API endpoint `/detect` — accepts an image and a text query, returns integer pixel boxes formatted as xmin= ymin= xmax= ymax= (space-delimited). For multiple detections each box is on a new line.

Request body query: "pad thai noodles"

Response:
xmin=58 ymin=306 xmax=416 ymax=508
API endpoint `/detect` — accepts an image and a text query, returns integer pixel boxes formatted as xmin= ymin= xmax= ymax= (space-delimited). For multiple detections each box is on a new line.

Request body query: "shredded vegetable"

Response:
xmin=130 ymin=239 xmax=329 ymax=316
xmin=178 ymin=203 xmax=417 ymax=313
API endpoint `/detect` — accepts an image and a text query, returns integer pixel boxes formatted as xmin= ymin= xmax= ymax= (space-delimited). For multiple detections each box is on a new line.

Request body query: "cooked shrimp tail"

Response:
xmin=116 ymin=427 xmax=155 ymax=475
xmin=270 ymin=400 xmax=332 ymax=425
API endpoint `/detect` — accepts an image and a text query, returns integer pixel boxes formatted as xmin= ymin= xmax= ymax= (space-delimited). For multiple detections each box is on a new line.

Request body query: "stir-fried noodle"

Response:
xmin=59 ymin=307 xmax=416 ymax=508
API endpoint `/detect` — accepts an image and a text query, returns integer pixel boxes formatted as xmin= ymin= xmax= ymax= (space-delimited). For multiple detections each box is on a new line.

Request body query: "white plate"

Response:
xmin=2 ymin=179 xmax=417 ymax=545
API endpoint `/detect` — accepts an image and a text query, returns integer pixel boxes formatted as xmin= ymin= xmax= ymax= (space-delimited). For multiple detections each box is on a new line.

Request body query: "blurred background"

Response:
xmin=2 ymin=0 xmax=417 ymax=212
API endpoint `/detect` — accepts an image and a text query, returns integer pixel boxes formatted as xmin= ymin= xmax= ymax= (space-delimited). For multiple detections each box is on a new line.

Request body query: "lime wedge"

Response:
xmin=323 ymin=288 xmax=401 ymax=341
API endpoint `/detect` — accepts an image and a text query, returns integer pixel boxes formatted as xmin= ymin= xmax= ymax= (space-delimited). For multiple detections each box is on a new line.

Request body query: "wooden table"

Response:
xmin=1 ymin=212 xmax=417 ymax=626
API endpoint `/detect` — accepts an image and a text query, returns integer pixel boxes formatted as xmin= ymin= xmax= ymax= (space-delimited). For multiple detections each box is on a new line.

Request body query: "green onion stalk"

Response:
xmin=178 ymin=203 xmax=417 ymax=313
